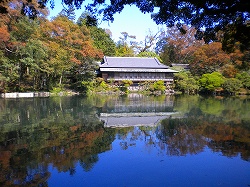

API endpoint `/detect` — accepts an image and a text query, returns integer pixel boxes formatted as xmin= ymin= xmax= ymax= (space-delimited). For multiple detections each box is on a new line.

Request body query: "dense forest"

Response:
xmin=0 ymin=0 xmax=250 ymax=95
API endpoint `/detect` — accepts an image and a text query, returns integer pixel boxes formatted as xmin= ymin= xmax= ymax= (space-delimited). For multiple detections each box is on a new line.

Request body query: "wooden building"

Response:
xmin=99 ymin=56 xmax=178 ymax=86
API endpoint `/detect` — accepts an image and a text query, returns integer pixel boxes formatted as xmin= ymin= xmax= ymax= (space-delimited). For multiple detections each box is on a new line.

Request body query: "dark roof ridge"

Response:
xmin=154 ymin=57 xmax=162 ymax=66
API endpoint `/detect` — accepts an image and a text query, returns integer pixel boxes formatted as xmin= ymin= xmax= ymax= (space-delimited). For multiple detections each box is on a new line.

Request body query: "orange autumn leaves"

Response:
xmin=0 ymin=2 xmax=104 ymax=91
xmin=40 ymin=16 xmax=103 ymax=64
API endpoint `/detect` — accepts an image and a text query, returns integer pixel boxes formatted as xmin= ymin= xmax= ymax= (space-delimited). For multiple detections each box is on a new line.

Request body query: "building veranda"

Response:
xmin=98 ymin=56 xmax=178 ymax=91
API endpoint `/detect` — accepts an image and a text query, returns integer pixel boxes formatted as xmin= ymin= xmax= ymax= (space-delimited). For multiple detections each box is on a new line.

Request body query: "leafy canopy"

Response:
xmin=1 ymin=0 xmax=249 ymax=46
xmin=199 ymin=72 xmax=225 ymax=92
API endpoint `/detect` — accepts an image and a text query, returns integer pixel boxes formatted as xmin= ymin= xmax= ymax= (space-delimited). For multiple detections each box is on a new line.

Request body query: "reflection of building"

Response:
xmin=100 ymin=112 xmax=177 ymax=127
xmin=100 ymin=94 xmax=178 ymax=127
xmin=99 ymin=56 xmax=178 ymax=86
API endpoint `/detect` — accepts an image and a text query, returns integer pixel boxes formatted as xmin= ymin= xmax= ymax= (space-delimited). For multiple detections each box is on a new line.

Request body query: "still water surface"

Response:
xmin=0 ymin=94 xmax=249 ymax=186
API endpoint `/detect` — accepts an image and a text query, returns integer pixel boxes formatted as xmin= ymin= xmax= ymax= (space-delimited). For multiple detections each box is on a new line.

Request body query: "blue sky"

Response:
xmin=48 ymin=1 xmax=164 ymax=42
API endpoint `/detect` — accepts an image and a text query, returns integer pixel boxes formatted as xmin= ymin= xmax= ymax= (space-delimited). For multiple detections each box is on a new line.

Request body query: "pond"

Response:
xmin=0 ymin=94 xmax=249 ymax=186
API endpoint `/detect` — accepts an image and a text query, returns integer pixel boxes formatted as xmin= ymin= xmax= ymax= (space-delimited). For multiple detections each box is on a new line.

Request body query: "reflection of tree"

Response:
xmin=155 ymin=113 xmax=250 ymax=161
xmin=156 ymin=118 xmax=206 ymax=156
xmin=79 ymin=154 xmax=99 ymax=172
xmin=0 ymin=123 xmax=116 ymax=186
xmin=171 ymin=95 xmax=250 ymax=160
xmin=0 ymin=94 xmax=250 ymax=186
xmin=0 ymin=96 xmax=116 ymax=187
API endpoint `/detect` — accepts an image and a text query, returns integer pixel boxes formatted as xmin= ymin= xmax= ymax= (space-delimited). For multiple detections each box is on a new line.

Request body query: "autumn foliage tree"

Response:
xmin=190 ymin=42 xmax=232 ymax=76
xmin=156 ymin=25 xmax=204 ymax=65
xmin=0 ymin=2 xmax=104 ymax=92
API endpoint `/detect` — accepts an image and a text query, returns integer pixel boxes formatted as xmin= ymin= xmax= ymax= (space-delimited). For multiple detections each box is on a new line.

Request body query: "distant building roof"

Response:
xmin=100 ymin=56 xmax=178 ymax=73
xmin=171 ymin=63 xmax=190 ymax=70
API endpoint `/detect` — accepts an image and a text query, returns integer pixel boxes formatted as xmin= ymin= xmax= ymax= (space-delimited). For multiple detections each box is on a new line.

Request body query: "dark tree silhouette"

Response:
xmin=1 ymin=0 xmax=250 ymax=49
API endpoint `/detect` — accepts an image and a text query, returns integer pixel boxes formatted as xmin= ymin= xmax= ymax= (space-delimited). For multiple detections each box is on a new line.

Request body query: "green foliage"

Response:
xmin=99 ymin=81 xmax=108 ymax=89
xmin=0 ymin=51 xmax=12 ymax=92
xmin=77 ymin=12 xmax=98 ymax=27
xmin=149 ymin=80 xmax=166 ymax=93
xmin=236 ymin=72 xmax=250 ymax=89
xmin=85 ymin=78 xmax=119 ymax=93
xmin=174 ymin=71 xmax=199 ymax=94
xmin=0 ymin=12 xmax=105 ymax=92
xmin=89 ymin=27 xmax=116 ymax=56
xmin=223 ymin=78 xmax=242 ymax=94
xmin=115 ymin=43 xmax=135 ymax=57
xmin=118 ymin=80 xmax=133 ymax=94
xmin=84 ymin=0 xmax=250 ymax=46
xmin=18 ymin=39 xmax=49 ymax=89
xmin=199 ymin=72 xmax=225 ymax=92
xmin=50 ymin=86 xmax=65 ymax=94
xmin=2 ymin=2 xmax=250 ymax=96
xmin=80 ymin=80 xmax=93 ymax=94
xmin=115 ymin=32 xmax=136 ymax=57
xmin=137 ymin=51 xmax=162 ymax=62
xmin=10 ymin=17 xmax=39 ymax=43
xmin=154 ymin=80 xmax=166 ymax=92
xmin=158 ymin=43 xmax=177 ymax=65
xmin=122 ymin=80 xmax=133 ymax=87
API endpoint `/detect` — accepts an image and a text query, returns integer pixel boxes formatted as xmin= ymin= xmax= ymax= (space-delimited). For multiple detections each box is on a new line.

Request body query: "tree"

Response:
xmin=58 ymin=5 xmax=76 ymax=21
xmin=0 ymin=0 xmax=49 ymax=19
xmin=41 ymin=15 xmax=103 ymax=89
xmin=4 ymin=16 xmax=43 ymax=91
xmin=150 ymin=80 xmax=166 ymax=94
xmin=76 ymin=12 xmax=116 ymax=56
xmin=137 ymin=51 xmax=161 ymax=62
xmin=131 ymin=29 xmax=162 ymax=54
xmin=2 ymin=0 xmax=250 ymax=48
xmin=156 ymin=25 xmax=204 ymax=65
xmin=88 ymin=27 xmax=116 ymax=56
xmin=174 ymin=71 xmax=199 ymax=94
xmin=236 ymin=72 xmax=250 ymax=89
xmin=18 ymin=39 xmax=49 ymax=90
xmin=85 ymin=0 xmax=250 ymax=47
xmin=0 ymin=25 xmax=10 ymax=50
xmin=190 ymin=42 xmax=231 ymax=75
xmin=223 ymin=78 xmax=242 ymax=94
xmin=0 ymin=4 xmax=107 ymax=92
xmin=115 ymin=42 xmax=135 ymax=57
xmin=199 ymin=72 xmax=225 ymax=93
xmin=222 ymin=19 xmax=250 ymax=52
xmin=0 ymin=50 xmax=12 ymax=92
xmin=77 ymin=11 xmax=98 ymax=27
xmin=115 ymin=32 xmax=135 ymax=57
xmin=221 ymin=64 xmax=238 ymax=78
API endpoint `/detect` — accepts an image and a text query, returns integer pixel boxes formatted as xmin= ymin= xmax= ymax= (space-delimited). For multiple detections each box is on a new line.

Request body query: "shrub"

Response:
xmin=223 ymin=78 xmax=242 ymax=94
xmin=119 ymin=80 xmax=133 ymax=94
xmin=199 ymin=72 xmax=225 ymax=93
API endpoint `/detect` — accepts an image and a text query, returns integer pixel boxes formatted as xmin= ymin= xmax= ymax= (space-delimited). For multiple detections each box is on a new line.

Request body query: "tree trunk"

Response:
xmin=59 ymin=75 xmax=63 ymax=85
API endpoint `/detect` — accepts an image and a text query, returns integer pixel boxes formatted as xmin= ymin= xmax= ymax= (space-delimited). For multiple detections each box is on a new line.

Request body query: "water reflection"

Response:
xmin=100 ymin=94 xmax=178 ymax=127
xmin=0 ymin=94 xmax=249 ymax=186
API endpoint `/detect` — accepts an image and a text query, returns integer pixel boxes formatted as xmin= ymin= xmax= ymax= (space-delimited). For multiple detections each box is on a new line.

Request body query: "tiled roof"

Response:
xmin=100 ymin=56 xmax=169 ymax=69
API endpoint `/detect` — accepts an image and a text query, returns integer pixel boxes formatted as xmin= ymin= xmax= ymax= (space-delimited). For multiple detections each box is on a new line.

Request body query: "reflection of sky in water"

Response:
xmin=48 ymin=126 xmax=250 ymax=187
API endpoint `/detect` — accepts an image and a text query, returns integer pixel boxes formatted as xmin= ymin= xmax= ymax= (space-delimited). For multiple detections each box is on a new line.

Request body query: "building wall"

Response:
xmin=103 ymin=72 xmax=174 ymax=83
